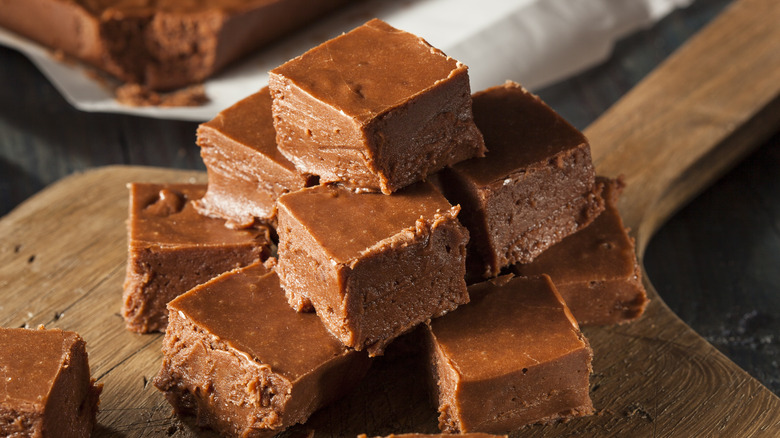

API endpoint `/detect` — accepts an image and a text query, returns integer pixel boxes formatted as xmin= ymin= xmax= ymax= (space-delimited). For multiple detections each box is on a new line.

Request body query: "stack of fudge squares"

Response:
xmin=121 ymin=18 xmax=648 ymax=437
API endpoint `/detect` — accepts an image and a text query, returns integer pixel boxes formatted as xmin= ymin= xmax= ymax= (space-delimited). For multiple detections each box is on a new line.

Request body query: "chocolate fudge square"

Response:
xmin=122 ymin=183 xmax=270 ymax=333
xmin=424 ymin=275 xmax=593 ymax=433
xmin=437 ymin=81 xmax=604 ymax=278
xmin=194 ymin=87 xmax=314 ymax=228
xmin=0 ymin=327 xmax=101 ymax=437
xmin=514 ymin=177 xmax=648 ymax=326
xmin=154 ymin=262 xmax=371 ymax=438
xmin=269 ymin=18 xmax=486 ymax=194
xmin=276 ymin=182 xmax=470 ymax=356
xmin=0 ymin=0 xmax=351 ymax=90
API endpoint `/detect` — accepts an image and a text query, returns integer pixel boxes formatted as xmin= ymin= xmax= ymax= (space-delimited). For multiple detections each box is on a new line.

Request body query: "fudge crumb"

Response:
xmin=624 ymin=403 xmax=653 ymax=422
xmin=51 ymin=49 xmax=66 ymax=62
xmin=116 ymin=83 xmax=209 ymax=107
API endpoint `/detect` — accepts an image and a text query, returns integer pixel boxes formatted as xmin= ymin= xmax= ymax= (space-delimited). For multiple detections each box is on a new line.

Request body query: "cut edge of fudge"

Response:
xmin=269 ymin=18 xmax=485 ymax=194
xmin=275 ymin=183 xmax=470 ymax=356
xmin=193 ymin=87 xmax=315 ymax=229
xmin=424 ymin=275 xmax=594 ymax=434
xmin=122 ymin=182 xmax=271 ymax=333
xmin=514 ymin=176 xmax=649 ymax=326
xmin=508 ymin=179 xmax=605 ymax=266
xmin=350 ymin=206 xmax=471 ymax=356
xmin=438 ymin=81 xmax=605 ymax=278
xmin=287 ymin=206 xmax=470 ymax=356
xmin=0 ymin=327 xmax=102 ymax=437
xmin=154 ymin=262 xmax=371 ymax=437
xmin=453 ymin=175 xmax=606 ymax=281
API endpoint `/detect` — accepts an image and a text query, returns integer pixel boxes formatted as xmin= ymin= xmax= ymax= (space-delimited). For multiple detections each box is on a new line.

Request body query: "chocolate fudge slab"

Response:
xmin=122 ymin=183 xmax=270 ymax=333
xmin=437 ymin=81 xmax=604 ymax=278
xmin=0 ymin=0 xmax=351 ymax=90
xmin=514 ymin=178 xmax=648 ymax=326
xmin=276 ymin=182 xmax=470 ymax=356
xmin=154 ymin=263 xmax=371 ymax=438
xmin=194 ymin=87 xmax=314 ymax=228
xmin=0 ymin=327 xmax=101 ymax=437
xmin=269 ymin=18 xmax=486 ymax=194
xmin=424 ymin=275 xmax=593 ymax=433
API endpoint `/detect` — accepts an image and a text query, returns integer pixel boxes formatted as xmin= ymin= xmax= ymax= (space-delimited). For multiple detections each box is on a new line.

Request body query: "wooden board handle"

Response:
xmin=571 ymin=1 xmax=780 ymax=434
xmin=584 ymin=0 xmax=780 ymax=253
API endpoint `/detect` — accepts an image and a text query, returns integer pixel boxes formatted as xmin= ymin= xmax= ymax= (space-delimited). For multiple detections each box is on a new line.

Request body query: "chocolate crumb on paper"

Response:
xmin=116 ymin=84 xmax=209 ymax=107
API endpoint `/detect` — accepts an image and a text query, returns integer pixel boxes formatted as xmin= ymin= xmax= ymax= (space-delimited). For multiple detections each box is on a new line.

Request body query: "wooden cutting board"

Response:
xmin=1 ymin=0 xmax=779 ymax=436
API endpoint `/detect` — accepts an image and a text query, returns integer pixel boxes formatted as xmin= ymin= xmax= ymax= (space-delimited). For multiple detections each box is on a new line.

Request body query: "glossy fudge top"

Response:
xmin=270 ymin=18 xmax=464 ymax=123
xmin=453 ymin=81 xmax=588 ymax=187
xmin=0 ymin=328 xmax=81 ymax=405
xmin=169 ymin=263 xmax=350 ymax=380
xmin=199 ymin=86 xmax=296 ymax=172
xmin=430 ymin=275 xmax=584 ymax=381
xmin=277 ymin=182 xmax=455 ymax=264
xmin=129 ymin=183 xmax=267 ymax=246
xmin=516 ymin=178 xmax=636 ymax=282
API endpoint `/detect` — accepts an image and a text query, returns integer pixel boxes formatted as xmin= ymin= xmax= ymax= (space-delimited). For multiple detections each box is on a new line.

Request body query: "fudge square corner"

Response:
xmin=122 ymin=182 xmax=271 ymax=333
xmin=424 ymin=274 xmax=593 ymax=433
xmin=438 ymin=81 xmax=604 ymax=278
xmin=275 ymin=181 xmax=470 ymax=356
xmin=513 ymin=177 xmax=649 ymax=326
xmin=154 ymin=263 xmax=371 ymax=437
xmin=0 ymin=327 xmax=102 ymax=437
xmin=268 ymin=18 xmax=486 ymax=195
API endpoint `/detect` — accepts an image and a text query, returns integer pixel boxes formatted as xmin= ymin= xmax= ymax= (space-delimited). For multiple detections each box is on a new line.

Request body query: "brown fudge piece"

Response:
xmin=194 ymin=87 xmax=315 ymax=228
xmin=424 ymin=275 xmax=593 ymax=433
xmin=0 ymin=0 xmax=351 ymax=90
xmin=154 ymin=262 xmax=371 ymax=438
xmin=269 ymin=18 xmax=486 ymax=194
xmin=0 ymin=327 xmax=101 ymax=437
xmin=122 ymin=182 xmax=270 ymax=333
xmin=276 ymin=182 xmax=470 ymax=356
xmin=514 ymin=178 xmax=648 ymax=326
xmin=437 ymin=81 xmax=604 ymax=278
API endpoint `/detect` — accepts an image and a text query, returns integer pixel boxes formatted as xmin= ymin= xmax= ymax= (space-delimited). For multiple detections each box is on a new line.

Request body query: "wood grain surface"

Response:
xmin=1 ymin=0 xmax=779 ymax=436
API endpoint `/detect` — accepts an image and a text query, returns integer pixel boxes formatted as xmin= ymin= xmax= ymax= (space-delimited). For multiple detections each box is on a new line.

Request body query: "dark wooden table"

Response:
xmin=1 ymin=0 xmax=777 ymax=399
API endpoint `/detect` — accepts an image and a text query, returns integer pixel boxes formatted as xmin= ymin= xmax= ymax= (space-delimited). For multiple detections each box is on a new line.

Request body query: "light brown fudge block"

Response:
xmin=269 ymin=18 xmax=486 ymax=194
xmin=122 ymin=182 xmax=270 ymax=333
xmin=0 ymin=0 xmax=351 ymax=90
xmin=0 ymin=327 xmax=101 ymax=437
xmin=514 ymin=177 xmax=648 ymax=326
xmin=194 ymin=87 xmax=315 ymax=228
xmin=437 ymin=81 xmax=604 ymax=278
xmin=154 ymin=262 xmax=371 ymax=438
xmin=424 ymin=275 xmax=593 ymax=433
xmin=276 ymin=182 xmax=470 ymax=356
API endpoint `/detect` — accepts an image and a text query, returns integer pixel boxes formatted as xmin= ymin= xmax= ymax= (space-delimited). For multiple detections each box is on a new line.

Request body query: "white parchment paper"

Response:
xmin=0 ymin=0 xmax=692 ymax=121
